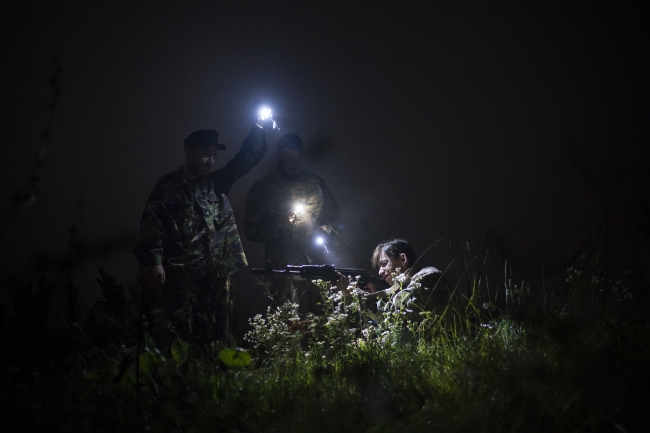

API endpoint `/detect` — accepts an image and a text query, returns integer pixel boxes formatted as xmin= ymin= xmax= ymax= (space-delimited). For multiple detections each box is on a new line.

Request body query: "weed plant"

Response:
xmin=1 ymin=256 xmax=649 ymax=432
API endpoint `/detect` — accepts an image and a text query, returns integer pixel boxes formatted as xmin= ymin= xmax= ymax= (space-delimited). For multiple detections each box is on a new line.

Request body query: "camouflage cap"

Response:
xmin=184 ymin=129 xmax=226 ymax=150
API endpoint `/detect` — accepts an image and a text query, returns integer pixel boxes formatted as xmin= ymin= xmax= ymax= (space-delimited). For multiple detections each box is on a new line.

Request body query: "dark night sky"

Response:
xmin=2 ymin=1 xmax=648 ymax=319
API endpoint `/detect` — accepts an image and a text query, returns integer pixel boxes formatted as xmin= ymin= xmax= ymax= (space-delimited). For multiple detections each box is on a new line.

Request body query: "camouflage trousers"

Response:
xmin=270 ymin=276 xmax=324 ymax=317
xmin=145 ymin=266 xmax=231 ymax=346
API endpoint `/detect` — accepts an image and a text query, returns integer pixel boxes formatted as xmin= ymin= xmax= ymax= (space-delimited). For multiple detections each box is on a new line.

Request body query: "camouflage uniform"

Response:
xmin=133 ymin=124 xmax=267 ymax=342
xmin=243 ymin=170 xmax=340 ymax=313
xmin=380 ymin=266 xmax=449 ymax=321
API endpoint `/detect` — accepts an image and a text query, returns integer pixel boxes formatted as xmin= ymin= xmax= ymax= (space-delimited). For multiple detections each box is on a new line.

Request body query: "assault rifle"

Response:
xmin=250 ymin=262 xmax=390 ymax=291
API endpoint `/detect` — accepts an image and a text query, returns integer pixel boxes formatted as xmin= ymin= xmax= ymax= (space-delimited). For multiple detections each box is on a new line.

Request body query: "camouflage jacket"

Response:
xmin=380 ymin=267 xmax=446 ymax=319
xmin=133 ymin=124 xmax=267 ymax=278
xmin=243 ymin=170 xmax=340 ymax=268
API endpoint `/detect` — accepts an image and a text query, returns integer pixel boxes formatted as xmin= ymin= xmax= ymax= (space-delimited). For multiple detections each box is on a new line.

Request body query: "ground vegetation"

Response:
xmin=1 ymin=252 xmax=649 ymax=432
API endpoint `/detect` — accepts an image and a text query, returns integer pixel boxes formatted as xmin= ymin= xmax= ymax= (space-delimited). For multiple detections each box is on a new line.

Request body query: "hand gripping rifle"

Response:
xmin=250 ymin=262 xmax=390 ymax=291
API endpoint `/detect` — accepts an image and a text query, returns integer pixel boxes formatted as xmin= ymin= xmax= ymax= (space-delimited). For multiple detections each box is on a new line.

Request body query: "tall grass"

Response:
xmin=1 ymin=255 xmax=648 ymax=432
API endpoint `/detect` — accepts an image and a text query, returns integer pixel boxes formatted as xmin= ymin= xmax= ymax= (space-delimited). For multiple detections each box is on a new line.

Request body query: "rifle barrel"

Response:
xmin=250 ymin=264 xmax=389 ymax=290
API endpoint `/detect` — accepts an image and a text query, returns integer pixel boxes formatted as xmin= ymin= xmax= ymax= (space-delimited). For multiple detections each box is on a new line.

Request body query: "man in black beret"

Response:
xmin=244 ymin=133 xmax=340 ymax=314
xmin=133 ymin=119 xmax=271 ymax=344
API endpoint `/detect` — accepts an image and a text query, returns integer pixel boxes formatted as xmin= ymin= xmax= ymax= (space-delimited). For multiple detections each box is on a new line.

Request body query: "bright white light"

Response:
xmin=294 ymin=203 xmax=305 ymax=214
xmin=259 ymin=107 xmax=272 ymax=120
xmin=316 ymin=236 xmax=324 ymax=245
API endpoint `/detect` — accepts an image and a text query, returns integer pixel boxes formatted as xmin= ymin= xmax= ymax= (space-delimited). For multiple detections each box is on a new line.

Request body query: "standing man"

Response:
xmin=243 ymin=133 xmax=340 ymax=313
xmin=133 ymin=118 xmax=271 ymax=344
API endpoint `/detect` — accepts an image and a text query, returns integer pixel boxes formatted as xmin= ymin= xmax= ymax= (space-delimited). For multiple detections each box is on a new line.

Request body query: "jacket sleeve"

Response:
xmin=317 ymin=177 xmax=340 ymax=229
xmin=132 ymin=182 xmax=166 ymax=267
xmin=209 ymin=123 xmax=268 ymax=195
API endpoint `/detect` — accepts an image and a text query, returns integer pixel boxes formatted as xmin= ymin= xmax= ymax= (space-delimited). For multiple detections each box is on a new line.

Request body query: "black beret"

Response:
xmin=184 ymin=130 xmax=226 ymax=149
xmin=277 ymin=133 xmax=304 ymax=152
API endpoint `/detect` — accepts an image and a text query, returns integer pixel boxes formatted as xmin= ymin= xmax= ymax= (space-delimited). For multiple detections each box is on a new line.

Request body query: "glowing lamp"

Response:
xmin=316 ymin=236 xmax=324 ymax=245
xmin=293 ymin=203 xmax=305 ymax=214
xmin=258 ymin=107 xmax=272 ymax=120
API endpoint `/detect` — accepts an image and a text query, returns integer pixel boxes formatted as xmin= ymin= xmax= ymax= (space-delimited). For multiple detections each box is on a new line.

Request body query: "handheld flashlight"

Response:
xmin=293 ymin=203 xmax=305 ymax=214
xmin=257 ymin=106 xmax=281 ymax=131
xmin=258 ymin=107 xmax=272 ymax=120
xmin=289 ymin=202 xmax=305 ymax=224
xmin=315 ymin=236 xmax=329 ymax=253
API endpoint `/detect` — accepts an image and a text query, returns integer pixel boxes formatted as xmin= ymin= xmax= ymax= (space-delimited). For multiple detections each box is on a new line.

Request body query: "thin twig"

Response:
xmin=1 ymin=56 xmax=62 ymax=241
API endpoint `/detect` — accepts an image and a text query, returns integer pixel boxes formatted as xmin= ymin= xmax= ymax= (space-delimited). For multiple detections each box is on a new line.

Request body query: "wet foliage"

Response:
xmin=1 ymin=257 xmax=649 ymax=432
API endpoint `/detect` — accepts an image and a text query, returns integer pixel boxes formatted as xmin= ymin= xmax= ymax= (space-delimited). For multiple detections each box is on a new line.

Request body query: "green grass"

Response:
xmin=1 ymin=261 xmax=649 ymax=432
